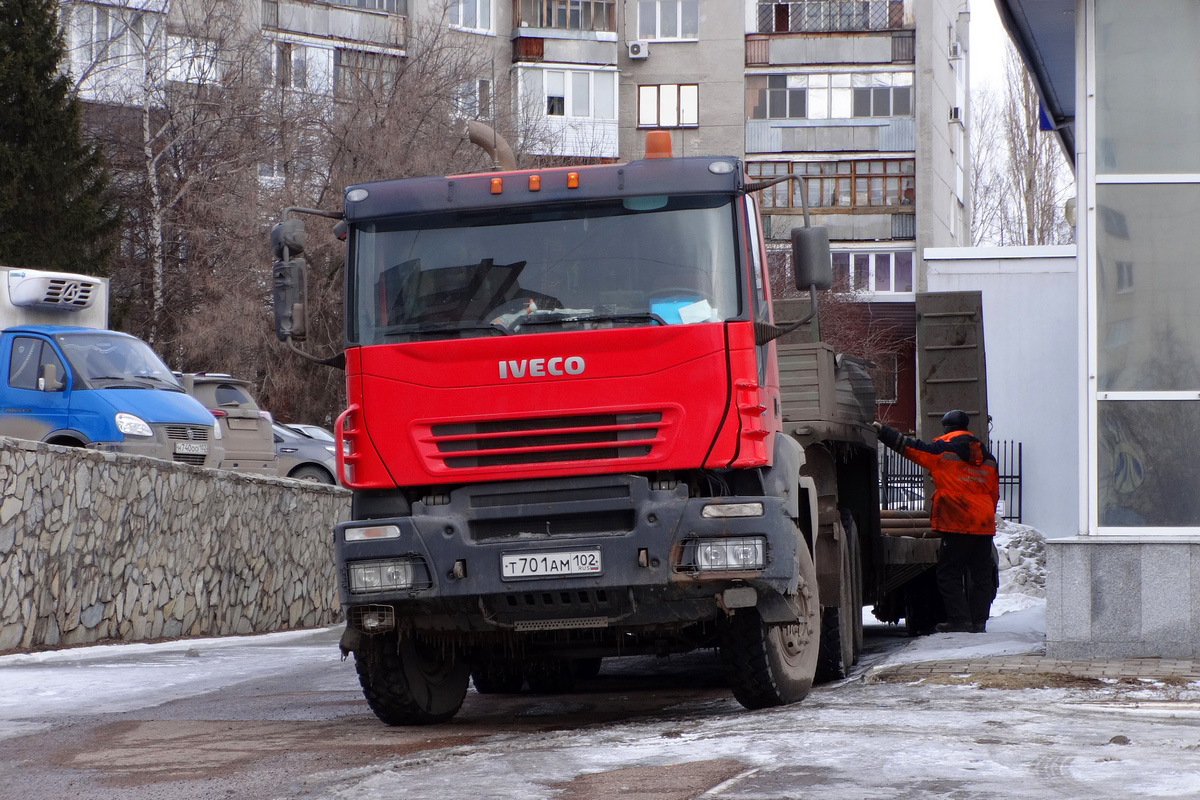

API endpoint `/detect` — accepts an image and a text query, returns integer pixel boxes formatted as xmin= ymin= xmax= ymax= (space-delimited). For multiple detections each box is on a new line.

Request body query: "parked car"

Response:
xmin=286 ymin=423 xmax=334 ymax=442
xmin=274 ymin=422 xmax=337 ymax=484
xmin=181 ymin=373 xmax=276 ymax=475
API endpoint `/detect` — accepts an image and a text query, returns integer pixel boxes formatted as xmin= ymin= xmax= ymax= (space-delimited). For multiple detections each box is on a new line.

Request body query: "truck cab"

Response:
xmin=0 ymin=268 xmax=219 ymax=466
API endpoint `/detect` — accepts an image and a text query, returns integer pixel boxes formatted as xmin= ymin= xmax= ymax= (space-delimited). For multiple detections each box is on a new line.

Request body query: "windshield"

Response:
xmin=55 ymin=333 xmax=183 ymax=390
xmin=348 ymin=194 xmax=742 ymax=344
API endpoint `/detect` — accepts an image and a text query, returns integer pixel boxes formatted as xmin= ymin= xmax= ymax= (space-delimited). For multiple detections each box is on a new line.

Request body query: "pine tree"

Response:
xmin=0 ymin=0 xmax=120 ymax=274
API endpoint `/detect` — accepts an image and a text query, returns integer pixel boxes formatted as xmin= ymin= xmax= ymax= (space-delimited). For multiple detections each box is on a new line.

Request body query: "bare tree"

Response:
xmin=970 ymin=44 xmax=1074 ymax=246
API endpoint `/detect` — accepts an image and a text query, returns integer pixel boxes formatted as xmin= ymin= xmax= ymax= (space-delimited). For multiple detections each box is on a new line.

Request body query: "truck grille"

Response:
xmin=421 ymin=411 xmax=666 ymax=470
xmin=164 ymin=425 xmax=210 ymax=466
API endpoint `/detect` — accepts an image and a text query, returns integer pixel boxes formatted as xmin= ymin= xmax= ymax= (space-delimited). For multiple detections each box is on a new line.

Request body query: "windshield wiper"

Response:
xmin=511 ymin=312 xmax=666 ymax=331
xmin=88 ymin=376 xmax=152 ymax=389
xmin=381 ymin=320 xmax=509 ymax=338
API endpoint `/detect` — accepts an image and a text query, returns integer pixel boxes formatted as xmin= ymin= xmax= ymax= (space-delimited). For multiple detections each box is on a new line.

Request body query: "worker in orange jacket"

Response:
xmin=875 ymin=410 xmax=1000 ymax=633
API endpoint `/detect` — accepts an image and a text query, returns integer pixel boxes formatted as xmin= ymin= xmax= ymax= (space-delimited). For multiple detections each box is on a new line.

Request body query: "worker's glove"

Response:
xmin=871 ymin=421 xmax=882 ymax=432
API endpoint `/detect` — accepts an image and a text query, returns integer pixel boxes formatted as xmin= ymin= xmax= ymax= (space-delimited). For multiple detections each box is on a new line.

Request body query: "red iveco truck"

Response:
xmin=272 ymin=131 xmax=931 ymax=726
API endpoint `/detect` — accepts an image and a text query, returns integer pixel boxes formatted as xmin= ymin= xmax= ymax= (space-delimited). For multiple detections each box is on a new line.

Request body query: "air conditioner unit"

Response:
xmin=948 ymin=41 xmax=962 ymax=59
xmin=949 ymin=106 xmax=963 ymax=123
xmin=6 ymin=269 xmax=100 ymax=311
xmin=627 ymin=40 xmax=649 ymax=60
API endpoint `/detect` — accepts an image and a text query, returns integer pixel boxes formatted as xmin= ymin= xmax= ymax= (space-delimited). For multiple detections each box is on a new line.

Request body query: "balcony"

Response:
xmin=756 ymin=0 xmax=910 ymax=34
xmin=513 ymin=0 xmax=616 ymax=34
xmin=264 ymin=0 xmax=406 ymax=50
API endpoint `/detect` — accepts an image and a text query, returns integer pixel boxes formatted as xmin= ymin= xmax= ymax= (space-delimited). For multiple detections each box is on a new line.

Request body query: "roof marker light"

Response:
xmin=346 ymin=188 xmax=369 ymax=202
xmin=645 ymin=131 xmax=673 ymax=159
xmin=490 ymin=178 xmax=503 ymax=194
xmin=566 ymin=172 xmax=579 ymax=189
xmin=528 ymin=175 xmax=541 ymax=191
xmin=708 ymin=161 xmax=736 ymax=175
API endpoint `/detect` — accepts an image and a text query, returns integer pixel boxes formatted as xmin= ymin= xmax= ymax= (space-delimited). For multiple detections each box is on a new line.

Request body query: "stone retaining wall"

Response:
xmin=0 ymin=437 xmax=351 ymax=651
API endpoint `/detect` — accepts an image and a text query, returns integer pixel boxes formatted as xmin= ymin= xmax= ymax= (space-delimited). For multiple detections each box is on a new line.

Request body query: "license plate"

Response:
xmin=501 ymin=549 xmax=602 ymax=580
xmin=174 ymin=441 xmax=208 ymax=455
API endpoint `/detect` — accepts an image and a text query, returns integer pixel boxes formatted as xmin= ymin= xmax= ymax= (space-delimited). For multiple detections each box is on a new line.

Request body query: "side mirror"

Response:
xmin=791 ymin=226 xmax=832 ymax=290
xmin=271 ymin=218 xmax=306 ymax=259
xmin=272 ymin=256 xmax=308 ymax=342
xmin=38 ymin=363 xmax=64 ymax=392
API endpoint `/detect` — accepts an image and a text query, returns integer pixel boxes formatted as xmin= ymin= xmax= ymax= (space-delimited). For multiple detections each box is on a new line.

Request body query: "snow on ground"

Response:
xmin=869 ymin=518 xmax=1049 ymax=668
xmin=0 ymin=626 xmax=345 ymax=740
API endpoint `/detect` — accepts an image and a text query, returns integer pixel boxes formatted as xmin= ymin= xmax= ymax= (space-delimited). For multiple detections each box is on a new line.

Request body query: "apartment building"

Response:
xmin=58 ymin=0 xmax=968 ymax=429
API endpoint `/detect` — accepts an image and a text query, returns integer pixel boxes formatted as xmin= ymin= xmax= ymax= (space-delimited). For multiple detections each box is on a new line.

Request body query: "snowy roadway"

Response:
xmin=2 ymin=596 xmax=1199 ymax=800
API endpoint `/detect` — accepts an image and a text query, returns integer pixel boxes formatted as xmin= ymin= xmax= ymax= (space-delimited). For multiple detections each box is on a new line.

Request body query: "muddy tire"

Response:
xmin=722 ymin=539 xmax=820 ymax=709
xmin=354 ymin=633 xmax=470 ymax=725
xmin=574 ymin=657 xmax=603 ymax=680
xmin=471 ymin=660 xmax=525 ymax=694
xmin=524 ymin=659 xmax=577 ymax=693
xmin=289 ymin=465 xmax=334 ymax=484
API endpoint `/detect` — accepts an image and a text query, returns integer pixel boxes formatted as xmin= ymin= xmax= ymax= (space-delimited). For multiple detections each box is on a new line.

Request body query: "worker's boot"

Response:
xmin=935 ymin=620 xmax=974 ymax=633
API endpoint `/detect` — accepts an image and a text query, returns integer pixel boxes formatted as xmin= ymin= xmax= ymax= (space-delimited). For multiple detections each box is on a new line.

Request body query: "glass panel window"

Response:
xmin=594 ymin=71 xmax=615 ymax=119
xmin=1096 ymin=0 xmax=1200 ymax=173
xmin=894 ymin=252 xmax=913 ymax=292
xmin=522 ymin=0 xmax=614 ymax=31
xmin=639 ymin=0 xmax=699 ymax=39
xmin=1098 ymin=400 xmax=1200 ymax=526
xmin=754 ymin=160 xmax=913 ymax=210
xmin=874 ymin=253 xmax=892 ymax=292
xmin=1097 ymin=184 xmax=1200 ymax=391
xmin=571 ymin=72 xmax=590 ymax=116
xmin=449 ymin=0 xmax=491 ymax=32
xmin=637 ymin=84 xmax=698 ymax=128
xmin=546 ymin=70 xmax=565 ymax=115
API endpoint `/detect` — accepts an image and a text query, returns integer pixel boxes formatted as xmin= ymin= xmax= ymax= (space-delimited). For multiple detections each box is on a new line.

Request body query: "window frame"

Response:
xmin=543 ymin=68 xmax=617 ymax=120
xmin=448 ymin=0 xmax=492 ymax=33
xmin=637 ymin=83 xmax=699 ymax=128
xmin=637 ymin=0 xmax=699 ymax=41
xmin=746 ymin=160 xmax=915 ymax=211
xmin=830 ymin=250 xmax=915 ymax=296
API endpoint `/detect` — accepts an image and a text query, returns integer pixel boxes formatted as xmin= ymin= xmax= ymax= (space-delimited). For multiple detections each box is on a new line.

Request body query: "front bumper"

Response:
xmin=335 ymin=474 xmax=804 ymax=632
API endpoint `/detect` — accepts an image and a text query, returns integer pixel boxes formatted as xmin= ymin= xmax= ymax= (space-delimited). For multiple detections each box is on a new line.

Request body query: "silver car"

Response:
xmin=273 ymin=422 xmax=337 ymax=484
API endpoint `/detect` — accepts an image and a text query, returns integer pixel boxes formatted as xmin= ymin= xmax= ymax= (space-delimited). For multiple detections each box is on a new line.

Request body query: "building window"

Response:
xmin=853 ymin=85 xmax=911 ymax=117
xmin=545 ymin=69 xmax=616 ymax=119
xmin=454 ymin=78 xmax=492 ymax=119
xmin=1115 ymin=261 xmax=1135 ymax=293
xmin=747 ymin=160 xmax=914 ymax=210
xmin=746 ymin=75 xmax=805 ymax=119
xmin=449 ymin=0 xmax=491 ymax=32
xmin=518 ymin=0 xmax=615 ymax=32
xmin=746 ymin=71 xmax=912 ymax=120
xmin=73 ymin=3 xmax=145 ymax=64
xmin=334 ymin=48 xmax=400 ymax=97
xmin=262 ymin=41 xmax=307 ymax=89
xmin=871 ymin=354 xmax=899 ymax=404
xmin=324 ymin=0 xmax=403 ymax=11
xmin=831 ymin=251 xmax=914 ymax=294
xmin=637 ymin=84 xmax=698 ymax=128
xmin=638 ymin=0 xmax=698 ymax=40
xmin=757 ymin=0 xmax=905 ymax=33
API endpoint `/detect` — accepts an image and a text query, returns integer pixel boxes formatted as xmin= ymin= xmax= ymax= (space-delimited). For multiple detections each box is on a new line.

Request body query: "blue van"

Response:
xmin=0 ymin=325 xmax=220 ymax=466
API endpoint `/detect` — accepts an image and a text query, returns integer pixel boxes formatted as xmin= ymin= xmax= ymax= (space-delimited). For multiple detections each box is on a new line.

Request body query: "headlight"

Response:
xmin=114 ymin=412 xmax=153 ymax=437
xmin=212 ymin=422 xmax=222 ymax=440
xmin=348 ymin=558 xmax=414 ymax=594
xmin=701 ymin=502 xmax=764 ymax=518
xmin=693 ymin=537 xmax=766 ymax=571
xmin=324 ymin=445 xmax=336 ymax=454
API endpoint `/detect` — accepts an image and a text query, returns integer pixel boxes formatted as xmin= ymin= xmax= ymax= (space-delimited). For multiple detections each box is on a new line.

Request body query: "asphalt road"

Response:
xmin=2 ymin=624 xmax=1198 ymax=800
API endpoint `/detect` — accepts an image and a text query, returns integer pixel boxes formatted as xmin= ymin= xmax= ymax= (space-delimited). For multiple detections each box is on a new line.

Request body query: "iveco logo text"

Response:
xmin=498 ymin=357 xmax=585 ymax=379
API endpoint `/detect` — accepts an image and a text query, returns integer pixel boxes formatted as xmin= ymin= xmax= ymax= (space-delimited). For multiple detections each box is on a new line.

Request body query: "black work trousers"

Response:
xmin=936 ymin=531 xmax=998 ymax=626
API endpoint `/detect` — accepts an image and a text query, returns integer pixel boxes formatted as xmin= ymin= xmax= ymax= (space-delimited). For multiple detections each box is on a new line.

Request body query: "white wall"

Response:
xmin=924 ymin=245 xmax=1079 ymax=539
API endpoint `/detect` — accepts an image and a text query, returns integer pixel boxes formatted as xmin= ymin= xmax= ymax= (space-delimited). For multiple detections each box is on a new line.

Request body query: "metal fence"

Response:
xmin=879 ymin=439 xmax=1023 ymax=523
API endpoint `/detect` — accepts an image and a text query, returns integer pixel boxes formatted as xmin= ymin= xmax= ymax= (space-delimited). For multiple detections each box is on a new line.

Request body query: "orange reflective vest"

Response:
xmin=879 ymin=427 xmax=999 ymax=536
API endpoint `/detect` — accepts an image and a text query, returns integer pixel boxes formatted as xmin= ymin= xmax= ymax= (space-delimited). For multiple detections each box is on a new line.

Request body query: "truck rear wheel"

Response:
xmin=722 ymin=537 xmax=820 ymax=709
xmin=815 ymin=518 xmax=862 ymax=682
xmin=354 ymin=633 xmax=470 ymax=725
xmin=471 ymin=660 xmax=525 ymax=694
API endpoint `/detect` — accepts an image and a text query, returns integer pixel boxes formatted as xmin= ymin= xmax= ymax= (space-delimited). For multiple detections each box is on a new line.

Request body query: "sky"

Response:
xmin=971 ymin=0 xmax=1011 ymax=92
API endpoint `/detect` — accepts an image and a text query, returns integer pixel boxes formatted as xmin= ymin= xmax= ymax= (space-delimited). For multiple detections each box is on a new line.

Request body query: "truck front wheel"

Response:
xmin=355 ymin=633 xmax=470 ymax=725
xmin=722 ymin=539 xmax=820 ymax=710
